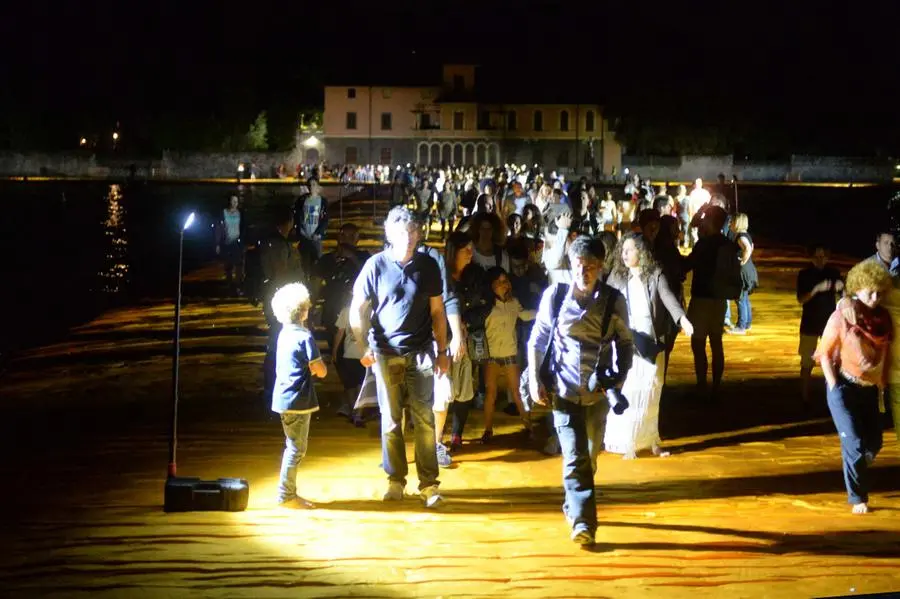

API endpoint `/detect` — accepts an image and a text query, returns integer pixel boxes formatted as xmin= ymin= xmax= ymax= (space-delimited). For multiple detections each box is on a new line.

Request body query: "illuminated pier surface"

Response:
xmin=2 ymin=218 xmax=900 ymax=597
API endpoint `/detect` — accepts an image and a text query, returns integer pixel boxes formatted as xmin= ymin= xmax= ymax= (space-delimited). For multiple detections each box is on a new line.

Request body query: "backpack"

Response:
xmin=711 ymin=237 xmax=743 ymax=300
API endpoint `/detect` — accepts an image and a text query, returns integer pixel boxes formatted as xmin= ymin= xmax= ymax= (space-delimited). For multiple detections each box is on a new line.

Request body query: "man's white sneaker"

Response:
xmin=420 ymin=485 xmax=444 ymax=509
xmin=383 ymin=481 xmax=405 ymax=501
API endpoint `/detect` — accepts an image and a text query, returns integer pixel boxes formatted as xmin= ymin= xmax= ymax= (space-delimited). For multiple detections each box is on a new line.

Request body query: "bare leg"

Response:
xmin=691 ymin=334 xmax=709 ymax=389
xmin=482 ymin=362 xmax=499 ymax=438
xmin=434 ymin=409 xmax=449 ymax=445
xmin=503 ymin=364 xmax=529 ymax=427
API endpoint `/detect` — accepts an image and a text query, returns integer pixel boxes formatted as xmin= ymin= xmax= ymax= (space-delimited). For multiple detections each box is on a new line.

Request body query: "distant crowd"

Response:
xmin=211 ymin=162 xmax=900 ymax=544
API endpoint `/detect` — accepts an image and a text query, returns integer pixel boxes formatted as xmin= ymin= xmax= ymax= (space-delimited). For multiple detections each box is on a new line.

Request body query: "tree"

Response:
xmin=245 ymin=111 xmax=269 ymax=151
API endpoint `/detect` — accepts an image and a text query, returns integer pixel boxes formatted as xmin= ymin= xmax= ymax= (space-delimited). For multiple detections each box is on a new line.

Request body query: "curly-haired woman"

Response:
xmin=815 ymin=259 xmax=893 ymax=514
xmin=604 ymin=233 xmax=694 ymax=458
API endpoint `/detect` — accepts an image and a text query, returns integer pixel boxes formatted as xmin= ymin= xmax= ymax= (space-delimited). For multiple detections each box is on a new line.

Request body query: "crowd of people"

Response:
xmin=212 ymin=164 xmax=899 ymax=546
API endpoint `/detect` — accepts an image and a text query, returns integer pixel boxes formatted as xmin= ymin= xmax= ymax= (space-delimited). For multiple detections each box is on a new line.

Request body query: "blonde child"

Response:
xmin=481 ymin=267 xmax=536 ymax=443
xmin=271 ymin=282 xmax=327 ymax=509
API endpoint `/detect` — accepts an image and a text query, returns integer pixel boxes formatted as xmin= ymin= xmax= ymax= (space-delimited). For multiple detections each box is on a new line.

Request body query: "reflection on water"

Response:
xmin=98 ymin=184 xmax=129 ymax=294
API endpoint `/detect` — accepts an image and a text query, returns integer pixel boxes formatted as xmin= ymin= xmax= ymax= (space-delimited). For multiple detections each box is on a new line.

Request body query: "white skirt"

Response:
xmin=604 ymin=352 xmax=665 ymax=454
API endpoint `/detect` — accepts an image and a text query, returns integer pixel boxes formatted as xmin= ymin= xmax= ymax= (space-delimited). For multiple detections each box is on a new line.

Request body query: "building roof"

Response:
xmin=324 ymin=63 xmax=607 ymax=105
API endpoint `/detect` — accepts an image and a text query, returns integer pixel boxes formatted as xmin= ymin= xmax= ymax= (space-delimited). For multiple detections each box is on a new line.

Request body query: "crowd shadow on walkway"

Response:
xmin=316 ymin=464 xmax=900 ymax=516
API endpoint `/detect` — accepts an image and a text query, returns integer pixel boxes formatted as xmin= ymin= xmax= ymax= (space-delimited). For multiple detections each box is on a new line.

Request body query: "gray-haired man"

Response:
xmin=350 ymin=206 xmax=450 ymax=508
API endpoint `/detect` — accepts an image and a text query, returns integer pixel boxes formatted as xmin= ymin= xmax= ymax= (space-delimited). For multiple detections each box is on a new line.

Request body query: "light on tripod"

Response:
xmin=164 ymin=210 xmax=249 ymax=512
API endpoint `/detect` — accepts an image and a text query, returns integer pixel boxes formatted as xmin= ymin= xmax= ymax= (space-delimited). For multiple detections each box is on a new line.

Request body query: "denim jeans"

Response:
xmin=278 ymin=412 xmax=312 ymax=502
xmin=736 ymin=291 xmax=752 ymax=329
xmin=725 ymin=291 xmax=752 ymax=329
xmin=373 ymin=350 xmax=439 ymax=490
xmin=826 ymin=378 xmax=882 ymax=504
xmin=552 ymin=396 xmax=608 ymax=533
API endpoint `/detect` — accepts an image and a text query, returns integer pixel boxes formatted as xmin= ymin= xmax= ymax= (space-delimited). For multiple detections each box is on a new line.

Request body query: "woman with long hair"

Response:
xmin=726 ymin=213 xmax=758 ymax=334
xmin=522 ymin=203 xmax=543 ymax=241
xmin=654 ymin=215 xmax=687 ymax=377
xmin=469 ymin=212 xmax=510 ymax=272
xmin=441 ymin=231 xmax=492 ymax=451
xmin=815 ymin=260 xmax=892 ymax=514
xmin=604 ymin=233 xmax=694 ymax=458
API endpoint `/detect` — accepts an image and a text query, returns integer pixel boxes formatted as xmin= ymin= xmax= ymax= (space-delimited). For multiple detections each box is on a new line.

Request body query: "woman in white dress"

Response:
xmin=604 ymin=233 xmax=694 ymax=458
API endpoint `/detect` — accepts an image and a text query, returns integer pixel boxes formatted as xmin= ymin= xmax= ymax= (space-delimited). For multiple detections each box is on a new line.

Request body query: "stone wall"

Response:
xmin=0 ymin=150 xmax=894 ymax=183
xmin=622 ymin=155 xmax=895 ymax=183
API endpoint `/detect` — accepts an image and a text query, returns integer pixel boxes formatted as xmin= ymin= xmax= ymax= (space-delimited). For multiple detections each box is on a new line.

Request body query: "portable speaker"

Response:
xmin=164 ymin=476 xmax=250 ymax=513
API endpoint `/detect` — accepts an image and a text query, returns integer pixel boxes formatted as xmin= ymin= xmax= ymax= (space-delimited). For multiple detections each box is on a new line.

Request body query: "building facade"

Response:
xmin=323 ymin=65 xmax=622 ymax=175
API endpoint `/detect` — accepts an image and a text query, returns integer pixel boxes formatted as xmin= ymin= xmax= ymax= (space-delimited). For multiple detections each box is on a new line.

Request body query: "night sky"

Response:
xmin=1 ymin=0 xmax=898 ymax=154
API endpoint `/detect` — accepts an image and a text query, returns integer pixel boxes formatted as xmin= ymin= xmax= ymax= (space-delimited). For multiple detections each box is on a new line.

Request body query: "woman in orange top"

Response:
xmin=815 ymin=260 xmax=893 ymax=514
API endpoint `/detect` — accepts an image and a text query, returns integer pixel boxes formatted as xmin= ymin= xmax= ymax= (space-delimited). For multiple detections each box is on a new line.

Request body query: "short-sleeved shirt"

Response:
xmin=272 ymin=324 xmax=322 ymax=414
xmin=797 ymin=265 xmax=842 ymax=336
xmin=352 ymin=250 xmax=442 ymax=356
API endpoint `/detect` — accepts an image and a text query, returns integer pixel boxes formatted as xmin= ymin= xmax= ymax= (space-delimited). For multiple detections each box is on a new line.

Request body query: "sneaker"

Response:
xmin=383 ymin=481 xmax=405 ymax=501
xmin=571 ymin=526 xmax=595 ymax=546
xmin=278 ymin=496 xmax=316 ymax=510
xmin=336 ymin=405 xmax=352 ymax=419
xmin=449 ymin=434 xmax=462 ymax=453
xmin=436 ymin=443 xmax=453 ymax=468
xmin=729 ymin=327 xmax=747 ymax=335
xmin=420 ymin=485 xmax=444 ymax=509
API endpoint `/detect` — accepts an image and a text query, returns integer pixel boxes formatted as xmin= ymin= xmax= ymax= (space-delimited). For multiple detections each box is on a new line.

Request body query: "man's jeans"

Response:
xmin=373 ymin=351 xmax=439 ymax=490
xmin=827 ymin=378 xmax=882 ymax=505
xmin=552 ymin=396 xmax=608 ymax=533
xmin=278 ymin=412 xmax=312 ymax=502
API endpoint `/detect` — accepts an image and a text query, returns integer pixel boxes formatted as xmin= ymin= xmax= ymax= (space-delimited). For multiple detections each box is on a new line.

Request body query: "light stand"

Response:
xmin=163 ymin=211 xmax=250 ymax=512
xmin=168 ymin=212 xmax=194 ymax=477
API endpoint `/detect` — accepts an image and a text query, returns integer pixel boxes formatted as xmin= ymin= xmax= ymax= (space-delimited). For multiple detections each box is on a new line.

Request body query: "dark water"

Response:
xmin=0 ymin=181 xmax=312 ymax=353
xmin=0 ymin=181 xmax=895 ymax=354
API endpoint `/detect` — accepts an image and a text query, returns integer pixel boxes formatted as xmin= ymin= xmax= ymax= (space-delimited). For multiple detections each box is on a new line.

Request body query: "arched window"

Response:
xmin=533 ymin=110 xmax=543 ymax=132
xmin=585 ymin=110 xmax=595 ymax=132
xmin=560 ymin=110 xmax=569 ymax=132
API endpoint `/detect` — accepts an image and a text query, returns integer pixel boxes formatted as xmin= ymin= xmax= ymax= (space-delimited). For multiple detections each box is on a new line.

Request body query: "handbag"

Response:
xmin=466 ymin=329 xmax=490 ymax=363
xmin=632 ymin=330 xmax=664 ymax=362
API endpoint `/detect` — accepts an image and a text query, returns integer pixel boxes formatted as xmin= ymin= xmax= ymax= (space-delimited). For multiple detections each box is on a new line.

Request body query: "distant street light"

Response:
xmin=112 ymin=132 xmax=119 ymax=141
xmin=79 ymin=137 xmax=87 ymax=146
xmin=303 ymin=135 xmax=319 ymax=147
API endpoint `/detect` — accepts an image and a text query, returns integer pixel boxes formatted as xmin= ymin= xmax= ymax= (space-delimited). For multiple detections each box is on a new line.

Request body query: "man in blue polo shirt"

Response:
xmin=350 ymin=206 xmax=450 ymax=508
